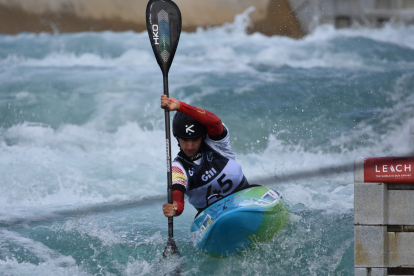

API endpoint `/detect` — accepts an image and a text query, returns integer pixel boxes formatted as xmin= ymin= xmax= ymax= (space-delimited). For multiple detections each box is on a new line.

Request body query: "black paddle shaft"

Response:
xmin=146 ymin=0 xmax=182 ymax=244
xmin=163 ymin=74 xmax=174 ymax=238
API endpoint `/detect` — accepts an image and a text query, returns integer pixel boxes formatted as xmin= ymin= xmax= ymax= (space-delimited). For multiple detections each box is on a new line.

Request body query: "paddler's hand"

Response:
xmin=163 ymin=201 xmax=178 ymax=217
xmin=160 ymin=95 xmax=180 ymax=111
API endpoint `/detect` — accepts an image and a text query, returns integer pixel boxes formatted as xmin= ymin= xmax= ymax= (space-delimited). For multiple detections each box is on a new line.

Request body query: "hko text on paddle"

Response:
xmin=152 ymin=25 xmax=159 ymax=45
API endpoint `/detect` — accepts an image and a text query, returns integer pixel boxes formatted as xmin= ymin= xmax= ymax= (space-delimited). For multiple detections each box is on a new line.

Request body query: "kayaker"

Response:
xmin=161 ymin=95 xmax=251 ymax=217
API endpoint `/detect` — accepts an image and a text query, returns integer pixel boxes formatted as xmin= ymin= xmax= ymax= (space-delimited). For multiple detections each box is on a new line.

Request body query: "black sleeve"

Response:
xmin=208 ymin=125 xmax=228 ymax=141
xmin=172 ymin=184 xmax=186 ymax=194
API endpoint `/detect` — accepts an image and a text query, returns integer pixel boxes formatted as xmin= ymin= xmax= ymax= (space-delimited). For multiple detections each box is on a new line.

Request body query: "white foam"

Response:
xmin=0 ymin=122 xmax=170 ymax=210
xmin=63 ymin=218 xmax=123 ymax=247
xmin=3 ymin=49 xmax=156 ymax=68
xmin=306 ymin=23 xmax=414 ymax=50
xmin=0 ymin=230 xmax=90 ymax=276
xmin=1 ymin=14 xmax=413 ymax=74
xmin=238 ymin=97 xmax=414 ymax=212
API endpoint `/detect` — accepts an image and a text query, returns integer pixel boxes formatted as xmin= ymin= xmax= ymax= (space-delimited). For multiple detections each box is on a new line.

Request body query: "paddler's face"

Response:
xmin=178 ymin=137 xmax=202 ymax=158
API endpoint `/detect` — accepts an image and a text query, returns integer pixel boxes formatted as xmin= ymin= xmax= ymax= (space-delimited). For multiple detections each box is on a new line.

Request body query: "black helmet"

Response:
xmin=173 ymin=112 xmax=207 ymax=139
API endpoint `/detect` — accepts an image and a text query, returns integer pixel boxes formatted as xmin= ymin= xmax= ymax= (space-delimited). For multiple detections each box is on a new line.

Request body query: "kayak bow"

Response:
xmin=190 ymin=186 xmax=289 ymax=257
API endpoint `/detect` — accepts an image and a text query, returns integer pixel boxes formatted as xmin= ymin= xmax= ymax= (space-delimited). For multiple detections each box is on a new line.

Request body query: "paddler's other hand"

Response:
xmin=163 ymin=201 xmax=178 ymax=217
xmin=160 ymin=95 xmax=180 ymax=111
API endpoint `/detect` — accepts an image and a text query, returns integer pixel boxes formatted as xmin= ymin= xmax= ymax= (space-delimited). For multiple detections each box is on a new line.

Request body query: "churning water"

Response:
xmin=1 ymin=10 xmax=414 ymax=276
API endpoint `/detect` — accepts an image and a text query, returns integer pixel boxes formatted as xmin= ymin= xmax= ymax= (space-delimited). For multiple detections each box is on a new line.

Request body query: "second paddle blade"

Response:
xmin=146 ymin=0 xmax=182 ymax=75
xmin=163 ymin=237 xmax=179 ymax=257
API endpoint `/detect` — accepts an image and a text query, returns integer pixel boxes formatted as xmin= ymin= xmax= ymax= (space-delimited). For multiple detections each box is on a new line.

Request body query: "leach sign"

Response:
xmin=364 ymin=157 xmax=414 ymax=183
